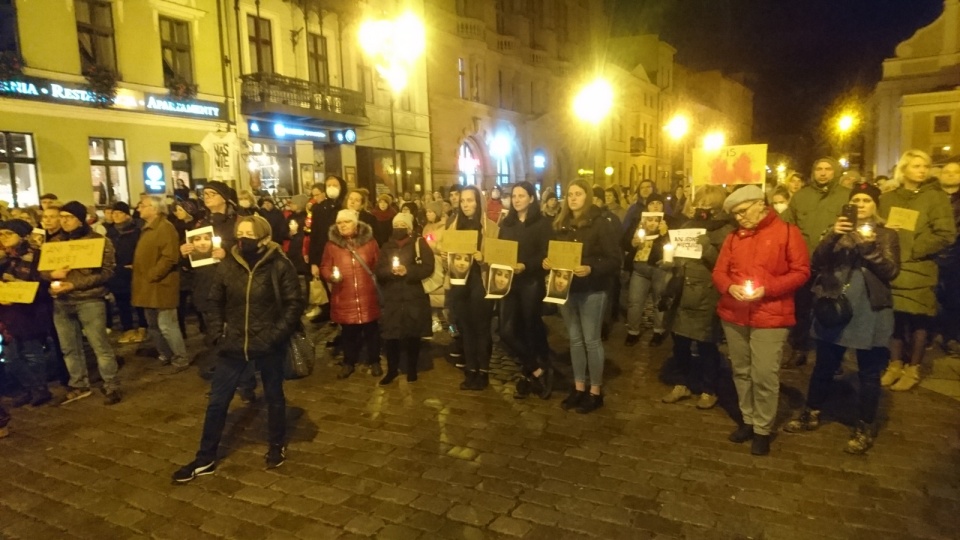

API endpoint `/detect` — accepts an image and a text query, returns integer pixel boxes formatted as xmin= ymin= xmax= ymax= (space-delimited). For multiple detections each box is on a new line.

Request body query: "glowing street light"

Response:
xmin=664 ymin=115 xmax=690 ymax=141
xmin=702 ymin=131 xmax=726 ymax=152
xmin=836 ymin=113 xmax=858 ymax=135
xmin=572 ymin=78 xmax=614 ymax=125
xmin=604 ymin=166 xmax=614 ymax=177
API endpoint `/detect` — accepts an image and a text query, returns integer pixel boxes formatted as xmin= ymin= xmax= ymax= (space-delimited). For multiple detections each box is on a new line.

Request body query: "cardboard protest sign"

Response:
xmin=444 ymin=230 xmax=479 ymax=254
xmin=885 ymin=207 xmax=920 ymax=232
xmin=691 ymin=144 xmax=767 ymax=187
xmin=547 ymin=241 xmax=582 ymax=270
xmin=668 ymin=228 xmax=707 ymax=259
xmin=485 ymin=264 xmax=514 ymax=299
xmin=38 ymin=238 xmax=105 ymax=271
xmin=0 ymin=281 xmax=40 ymax=304
xmin=483 ymin=238 xmax=518 ymax=267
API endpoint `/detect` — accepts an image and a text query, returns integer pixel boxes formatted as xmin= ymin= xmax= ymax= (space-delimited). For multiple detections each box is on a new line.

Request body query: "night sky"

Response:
xmin=611 ymin=0 xmax=945 ymax=163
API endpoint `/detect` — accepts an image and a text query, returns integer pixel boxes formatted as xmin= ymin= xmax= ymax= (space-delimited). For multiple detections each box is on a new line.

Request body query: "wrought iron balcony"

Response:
xmin=240 ymin=72 xmax=368 ymax=126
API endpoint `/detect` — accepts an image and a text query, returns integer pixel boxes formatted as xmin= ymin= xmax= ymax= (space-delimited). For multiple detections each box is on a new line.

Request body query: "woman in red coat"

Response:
xmin=320 ymin=209 xmax=381 ymax=379
xmin=712 ymin=185 xmax=809 ymax=456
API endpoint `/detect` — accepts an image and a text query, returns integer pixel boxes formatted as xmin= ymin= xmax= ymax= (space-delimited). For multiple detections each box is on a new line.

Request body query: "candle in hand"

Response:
xmin=52 ymin=280 xmax=61 ymax=289
xmin=744 ymin=280 xmax=755 ymax=297
xmin=332 ymin=266 xmax=341 ymax=280
xmin=212 ymin=236 xmax=222 ymax=249
xmin=857 ymin=223 xmax=875 ymax=238
xmin=637 ymin=228 xmax=646 ymax=241
xmin=392 ymin=256 xmax=400 ymax=269
xmin=662 ymin=243 xmax=675 ymax=263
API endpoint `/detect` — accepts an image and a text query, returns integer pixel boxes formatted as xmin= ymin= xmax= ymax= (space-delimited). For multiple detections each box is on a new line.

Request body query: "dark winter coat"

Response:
xmin=190 ymin=210 xmax=237 ymax=314
xmin=41 ymin=226 xmax=116 ymax=303
xmin=0 ymin=241 xmax=52 ymax=341
xmin=551 ymin=205 xmax=622 ymax=294
xmin=319 ymin=222 xmax=381 ymax=325
xmin=258 ymin=206 xmax=289 ymax=245
xmin=105 ymin=219 xmax=141 ymax=293
xmin=497 ymin=207 xmax=551 ymax=283
xmin=308 ymin=177 xmax=348 ymax=264
xmin=206 ymin=243 xmax=303 ymax=361
xmin=131 ymin=216 xmax=180 ymax=310
xmin=376 ymin=235 xmax=434 ymax=339
xmin=667 ymin=216 xmax=735 ymax=343
xmin=936 ymin=187 xmax=960 ymax=269
xmin=879 ymin=179 xmax=957 ymax=315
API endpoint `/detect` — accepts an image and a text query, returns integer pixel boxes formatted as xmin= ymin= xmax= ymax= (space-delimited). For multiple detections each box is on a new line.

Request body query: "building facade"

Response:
xmin=0 ymin=0 xmax=230 ymax=207
xmin=868 ymin=0 xmax=960 ymax=175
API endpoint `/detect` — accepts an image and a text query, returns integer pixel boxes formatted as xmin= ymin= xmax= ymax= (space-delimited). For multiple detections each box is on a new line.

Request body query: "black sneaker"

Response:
xmin=172 ymin=459 xmax=216 ymax=483
xmin=728 ymin=424 xmax=754 ymax=443
xmin=265 ymin=445 xmax=286 ymax=469
xmin=751 ymin=434 xmax=771 ymax=456
xmin=624 ymin=334 xmax=640 ymax=346
xmin=239 ymin=389 xmax=257 ymax=404
xmin=475 ymin=372 xmax=489 ymax=390
xmin=538 ymin=367 xmax=554 ymax=400
xmin=102 ymin=389 xmax=121 ymax=406
xmin=337 ymin=365 xmax=355 ymax=379
xmin=379 ymin=372 xmax=399 ymax=386
xmin=575 ymin=393 xmax=604 ymax=414
xmin=513 ymin=378 xmax=531 ymax=399
xmin=370 ymin=364 xmax=384 ymax=377
xmin=649 ymin=332 xmax=667 ymax=347
xmin=561 ymin=389 xmax=586 ymax=411
xmin=460 ymin=371 xmax=479 ymax=390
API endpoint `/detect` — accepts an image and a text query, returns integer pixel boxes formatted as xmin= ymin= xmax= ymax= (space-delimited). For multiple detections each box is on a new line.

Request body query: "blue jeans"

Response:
xmin=53 ymin=300 xmax=119 ymax=391
xmin=145 ymin=308 xmax=188 ymax=366
xmin=196 ymin=351 xmax=286 ymax=462
xmin=4 ymin=337 xmax=47 ymax=391
xmin=560 ymin=290 xmax=606 ymax=387
xmin=626 ymin=268 xmax=666 ymax=335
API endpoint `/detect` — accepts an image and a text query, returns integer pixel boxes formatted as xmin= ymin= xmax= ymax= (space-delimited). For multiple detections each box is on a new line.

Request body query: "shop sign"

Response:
xmin=0 ymin=76 xmax=225 ymax=120
xmin=248 ymin=120 xmax=328 ymax=141
xmin=142 ymin=162 xmax=167 ymax=194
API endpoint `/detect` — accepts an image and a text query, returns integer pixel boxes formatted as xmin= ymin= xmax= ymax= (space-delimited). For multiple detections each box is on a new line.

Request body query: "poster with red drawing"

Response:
xmin=691 ymin=144 xmax=767 ymax=187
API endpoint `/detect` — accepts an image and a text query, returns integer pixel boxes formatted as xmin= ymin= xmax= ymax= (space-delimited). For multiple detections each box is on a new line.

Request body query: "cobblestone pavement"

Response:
xmin=1 ymin=316 xmax=958 ymax=540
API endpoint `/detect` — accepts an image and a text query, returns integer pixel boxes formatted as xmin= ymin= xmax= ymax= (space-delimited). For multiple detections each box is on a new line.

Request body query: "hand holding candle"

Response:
xmin=662 ymin=243 xmax=675 ymax=263
xmin=636 ymin=228 xmax=646 ymax=241
xmin=392 ymin=256 xmax=400 ymax=269
xmin=857 ymin=223 xmax=875 ymax=240
xmin=212 ymin=236 xmax=222 ymax=249
xmin=744 ymin=279 xmax=755 ymax=297
xmin=331 ymin=266 xmax=341 ymax=282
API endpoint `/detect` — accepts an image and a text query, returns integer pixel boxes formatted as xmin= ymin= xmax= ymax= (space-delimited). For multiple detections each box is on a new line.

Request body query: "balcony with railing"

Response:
xmin=240 ymin=72 xmax=368 ymax=126
xmin=456 ymin=16 xmax=485 ymax=41
xmin=496 ymin=35 xmax=520 ymax=55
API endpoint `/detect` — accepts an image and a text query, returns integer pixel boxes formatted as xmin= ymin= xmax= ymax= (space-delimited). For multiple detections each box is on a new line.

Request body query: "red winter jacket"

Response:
xmin=712 ymin=210 xmax=810 ymax=328
xmin=319 ymin=222 xmax=381 ymax=325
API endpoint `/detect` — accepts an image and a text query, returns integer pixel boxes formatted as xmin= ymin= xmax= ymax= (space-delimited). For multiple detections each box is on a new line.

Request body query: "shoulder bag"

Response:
xmin=270 ymin=262 xmax=316 ymax=379
xmin=346 ymin=246 xmax=384 ymax=305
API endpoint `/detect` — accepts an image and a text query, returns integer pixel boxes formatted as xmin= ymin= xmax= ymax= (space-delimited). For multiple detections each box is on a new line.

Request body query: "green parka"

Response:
xmin=783 ymin=158 xmax=851 ymax=256
xmin=879 ymin=179 xmax=957 ymax=315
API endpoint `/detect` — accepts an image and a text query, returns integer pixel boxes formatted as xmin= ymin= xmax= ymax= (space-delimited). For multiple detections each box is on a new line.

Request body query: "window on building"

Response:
xmin=89 ymin=137 xmax=128 ymax=206
xmin=75 ymin=0 xmax=117 ymax=73
xmin=307 ymin=33 xmax=328 ymax=85
xmin=495 ymin=0 xmax=507 ymax=34
xmin=247 ymin=14 xmax=273 ymax=74
xmin=0 ymin=132 xmax=39 ymax=208
xmin=458 ymin=143 xmax=480 ymax=185
xmin=399 ymin=91 xmax=411 ymax=112
xmin=0 ymin=0 xmax=19 ymax=55
xmin=358 ymin=62 xmax=374 ymax=103
xmin=498 ymin=70 xmax=504 ymax=109
xmin=470 ymin=59 xmax=482 ymax=102
xmin=933 ymin=115 xmax=952 ymax=133
xmin=159 ymin=17 xmax=192 ymax=84
xmin=458 ymin=57 xmax=467 ymax=99
xmin=496 ymin=154 xmax=510 ymax=185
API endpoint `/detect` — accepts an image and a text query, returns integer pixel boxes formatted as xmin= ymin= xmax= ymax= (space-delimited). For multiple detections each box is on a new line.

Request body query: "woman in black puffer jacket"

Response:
xmin=173 ymin=215 xmax=303 ymax=482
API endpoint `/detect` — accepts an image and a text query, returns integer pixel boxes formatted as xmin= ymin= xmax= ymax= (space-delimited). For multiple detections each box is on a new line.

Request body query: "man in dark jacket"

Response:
xmin=258 ymin=197 xmax=289 ymax=245
xmin=936 ymin=160 xmax=960 ymax=354
xmin=308 ymin=175 xmax=348 ymax=276
xmin=44 ymin=202 xmax=120 ymax=405
xmin=782 ymin=157 xmax=850 ymax=366
xmin=106 ymin=201 xmax=147 ymax=344
xmin=133 ymin=196 xmax=187 ymax=374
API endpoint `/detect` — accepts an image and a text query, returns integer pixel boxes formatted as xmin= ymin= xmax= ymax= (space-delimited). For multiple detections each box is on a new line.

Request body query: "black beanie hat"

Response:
xmin=110 ymin=201 xmax=131 ymax=214
xmin=0 ymin=219 xmax=33 ymax=238
xmin=61 ymin=201 xmax=87 ymax=222
xmin=592 ymin=186 xmax=605 ymax=201
xmin=849 ymin=182 xmax=881 ymax=207
xmin=203 ymin=181 xmax=237 ymax=204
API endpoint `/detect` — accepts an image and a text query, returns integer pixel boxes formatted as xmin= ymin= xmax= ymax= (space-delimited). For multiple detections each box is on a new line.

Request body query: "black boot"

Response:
xmin=379 ymin=371 xmax=399 ymax=386
xmin=561 ymin=389 xmax=586 ymax=411
xmin=728 ymin=424 xmax=754 ymax=443
xmin=751 ymin=434 xmax=771 ymax=456
xmin=460 ymin=371 xmax=478 ymax=390
xmin=337 ymin=364 xmax=355 ymax=379
xmin=475 ymin=371 xmax=489 ymax=390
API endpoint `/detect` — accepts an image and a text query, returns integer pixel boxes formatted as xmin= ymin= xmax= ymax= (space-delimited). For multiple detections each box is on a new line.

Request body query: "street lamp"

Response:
xmin=359 ymin=12 xmax=425 ymax=193
xmin=664 ymin=114 xmax=690 ymax=190
xmin=837 ymin=113 xmax=857 ymax=134
xmin=573 ymin=78 xmax=614 ymax=186
xmin=702 ymin=131 xmax=726 ymax=152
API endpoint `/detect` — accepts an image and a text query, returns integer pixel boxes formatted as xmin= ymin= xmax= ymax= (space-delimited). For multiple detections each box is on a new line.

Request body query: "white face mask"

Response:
xmin=773 ymin=202 xmax=788 ymax=214
xmin=326 ymin=186 xmax=341 ymax=200
xmin=239 ymin=200 xmax=251 ymax=208
xmin=288 ymin=220 xmax=299 ymax=234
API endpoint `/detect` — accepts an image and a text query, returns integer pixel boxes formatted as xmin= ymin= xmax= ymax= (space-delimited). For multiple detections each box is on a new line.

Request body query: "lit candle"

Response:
xmin=51 ymin=280 xmax=61 ymax=289
xmin=392 ymin=256 xmax=400 ymax=269
xmin=212 ymin=236 xmax=222 ymax=249
xmin=332 ymin=266 xmax=341 ymax=280
xmin=744 ymin=280 xmax=755 ymax=297
xmin=662 ymin=243 xmax=675 ymax=263
xmin=857 ymin=223 xmax=874 ymax=238
xmin=636 ymin=228 xmax=646 ymax=241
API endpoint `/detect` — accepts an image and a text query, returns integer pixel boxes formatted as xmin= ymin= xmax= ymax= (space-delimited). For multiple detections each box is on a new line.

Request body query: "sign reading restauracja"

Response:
xmin=0 ymin=76 xmax=225 ymax=121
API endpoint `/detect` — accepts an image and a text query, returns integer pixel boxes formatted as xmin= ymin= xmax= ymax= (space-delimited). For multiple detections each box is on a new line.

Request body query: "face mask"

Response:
xmin=289 ymin=220 xmax=299 ymax=234
xmin=694 ymin=208 xmax=713 ymax=221
xmin=491 ymin=191 xmax=500 ymax=200
xmin=326 ymin=186 xmax=341 ymax=200
xmin=391 ymin=228 xmax=409 ymax=240
xmin=237 ymin=237 xmax=260 ymax=257
xmin=239 ymin=200 xmax=251 ymax=208
xmin=773 ymin=203 xmax=788 ymax=214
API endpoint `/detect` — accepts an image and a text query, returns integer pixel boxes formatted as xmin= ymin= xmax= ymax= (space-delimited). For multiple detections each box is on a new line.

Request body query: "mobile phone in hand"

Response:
xmin=841 ymin=204 xmax=858 ymax=224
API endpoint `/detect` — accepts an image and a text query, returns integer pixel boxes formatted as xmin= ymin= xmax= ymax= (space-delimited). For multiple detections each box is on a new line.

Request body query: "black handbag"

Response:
xmin=812 ymin=266 xmax=855 ymax=328
xmin=270 ymin=262 xmax=316 ymax=379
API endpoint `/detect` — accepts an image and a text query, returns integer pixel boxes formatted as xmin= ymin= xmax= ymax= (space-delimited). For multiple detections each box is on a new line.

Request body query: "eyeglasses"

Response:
xmin=202 ymin=191 xmax=220 ymax=199
xmin=58 ymin=214 xmax=79 ymax=221
xmin=732 ymin=201 xmax=762 ymax=218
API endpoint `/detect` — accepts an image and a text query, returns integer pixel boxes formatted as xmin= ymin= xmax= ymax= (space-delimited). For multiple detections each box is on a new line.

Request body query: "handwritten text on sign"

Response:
xmin=0 ymin=281 xmax=40 ymax=304
xmin=547 ymin=241 xmax=582 ymax=270
xmin=38 ymin=238 xmax=105 ymax=271
xmin=668 ymin=229 xmax=707 ymax=259
xmin=691 ymin=144 xmax=768 ymax=187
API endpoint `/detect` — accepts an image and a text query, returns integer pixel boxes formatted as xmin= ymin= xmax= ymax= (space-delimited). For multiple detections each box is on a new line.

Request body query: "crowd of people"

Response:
xmin=0 ymin=150 xmax=957 ymax=479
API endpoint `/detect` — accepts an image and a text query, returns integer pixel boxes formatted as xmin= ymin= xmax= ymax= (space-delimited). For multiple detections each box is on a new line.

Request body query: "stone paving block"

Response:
xmin=343 ymin=514 xmax=385 ymax=536
xmin=446 ymin=504 xmax=496 ymax=526
xmin=409 ymin=494 xmax=453 ymax=515
xmin=488 ymin=515 xmax=533 ymax=537
xmin=510 ymin=502 xmax=561 ymax=526
xmin=301 ymin=484 xmax=353 ymax=505
xmin=371 ymin=484 xmax=419 ymax=505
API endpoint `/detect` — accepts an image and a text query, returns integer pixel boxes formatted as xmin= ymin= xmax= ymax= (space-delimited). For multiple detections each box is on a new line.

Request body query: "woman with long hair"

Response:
xmin=878 ymin=150 xmax=957 ymax=391
xmin=546 ymin=179 xmax=621 ymax=413
xmin=498 ymin=181 xmax=553 ymax=399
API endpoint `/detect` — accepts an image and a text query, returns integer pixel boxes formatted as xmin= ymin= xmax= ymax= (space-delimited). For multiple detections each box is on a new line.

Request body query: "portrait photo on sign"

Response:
xmin=31 ymin=228 xmax=45 ymax=246
xmin=448 ymin=252 xmax=473 ymax=285
xmin=186 ymin=225 xmax=218 ymax=267
xmin=544 ymin=268 xmax=574 ymax=304
xmin=485 ymin=264 xmax=514 ymax=299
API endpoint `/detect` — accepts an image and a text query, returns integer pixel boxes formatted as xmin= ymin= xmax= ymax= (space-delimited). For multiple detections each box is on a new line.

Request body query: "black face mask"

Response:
xmin=694 ymin=208 xmax=713 ymax=221
xmin=391 ymin=229 xmax=409 ymax=241
xmin=237 ymin=237 xmax=260 ymax=257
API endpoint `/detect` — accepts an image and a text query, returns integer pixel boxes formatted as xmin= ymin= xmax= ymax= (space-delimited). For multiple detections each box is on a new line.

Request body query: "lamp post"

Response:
xmin=359 ymin=12 xmax=425 ymax=194
xmin=573 ymin=78 xmax=614 ymax=186
xmin=835 ymin=111 xmax=860 ymax=170
xmin=664 ymin=114 xmax=689 ymax=191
